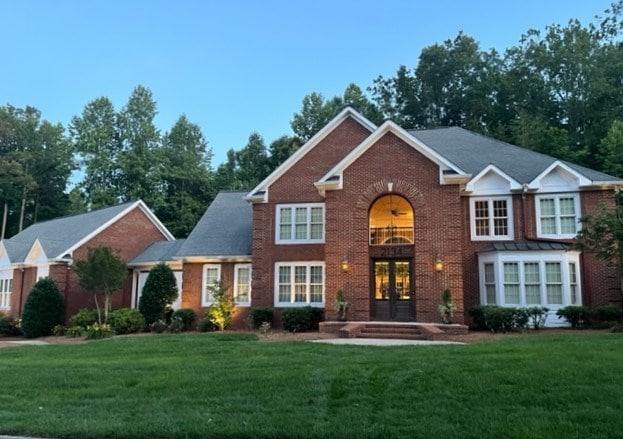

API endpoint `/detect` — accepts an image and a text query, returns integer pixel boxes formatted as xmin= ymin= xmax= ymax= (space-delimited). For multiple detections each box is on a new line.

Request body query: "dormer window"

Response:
xmin=536 ymin=194 xmax=580 ymax=239
xmin=470 ymin=197 xmax=513 ymax=241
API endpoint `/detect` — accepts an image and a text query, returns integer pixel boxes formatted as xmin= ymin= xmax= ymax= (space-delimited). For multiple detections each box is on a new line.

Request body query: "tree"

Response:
xmin=73 ymin=247 xmax=128 ymax=324
xmin=21 ymin=278 xmax=65 ymax=338
xmin=575 ymin=200 xmax=623 ymax=307
xmin=139 ymin=263 xmax=178 ymax=326
xmin=117 ymin=85 xmax=162 ymax=209
xmin=206 ymin=281 xmax=234 ymax=331
xmin=598 ymin=120 xmax=623 ymax=177
xmin=234 ymin=132 xmax=270 ymax=189
xmin=268 ymin=135 xmax=303 ymax=170
xmin=157 ymin=115 xmax=214 ymax=237
xmin=70 ymin=97 xmax=122 ymax=209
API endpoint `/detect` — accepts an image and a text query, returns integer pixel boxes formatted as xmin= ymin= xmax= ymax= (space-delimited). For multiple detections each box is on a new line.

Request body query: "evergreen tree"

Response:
xmin=21 ymin=278 xmax=66 ymax=338
xmin=139 ymin=263 xmax=178 ymax=326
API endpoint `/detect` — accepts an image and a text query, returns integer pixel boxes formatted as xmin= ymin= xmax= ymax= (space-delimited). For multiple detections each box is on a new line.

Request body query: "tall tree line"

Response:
xmin=3 ymin=2 xmax=623 ymax=238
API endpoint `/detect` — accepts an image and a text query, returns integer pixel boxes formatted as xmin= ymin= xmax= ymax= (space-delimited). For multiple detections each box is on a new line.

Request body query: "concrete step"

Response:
xmin=357 ymin=332 xmax=427 ymax=340
xmin=360 ymin=326 xmax=421 ymax=334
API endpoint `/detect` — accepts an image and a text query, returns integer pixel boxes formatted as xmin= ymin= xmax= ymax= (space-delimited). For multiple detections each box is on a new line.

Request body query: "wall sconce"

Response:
xmin=434 ymin=257 xmax=443 ymax=272
xmin=341 ymin=258 xmax=350 ymax=272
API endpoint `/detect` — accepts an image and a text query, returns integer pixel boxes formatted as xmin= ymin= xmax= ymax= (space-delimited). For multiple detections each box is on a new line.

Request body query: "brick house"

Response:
xmin=0 ymin=200 xmax=173 ymax=319
xmin=147 ymin=107 xmax=621 ymax=329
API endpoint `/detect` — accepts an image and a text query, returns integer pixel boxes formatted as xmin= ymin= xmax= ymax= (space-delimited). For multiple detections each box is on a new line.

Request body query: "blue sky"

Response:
xmin=0 ymin=0 xmax=611 ymax=166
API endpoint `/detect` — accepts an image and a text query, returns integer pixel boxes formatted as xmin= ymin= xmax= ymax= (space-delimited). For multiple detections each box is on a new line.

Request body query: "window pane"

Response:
xmin=493 ymin=200 xmax=507 ymax=218
xmin=278 ymin=266 xmax=291 ymax=302
xmin=569 ymin=262 xmax=578 ymax=305
xmin=503 ymin=262 xmax=520 ymax=304
xmin=310 ymin=224 xmax=323 ymax=240
xmin=560 ymin=217 xmax=577 ymax=235
xmin=236 ymin=267 xmax=250 ymax=303
xmin=294 ymin=224 xmax=307 ymax=240
xmin=310 ymin=207 xmax=323 ymax=223
xmin=475 ymin=201 xmax=489 ymax=218
xmin=493 ymin=218 xmax=508 ymax=236
xmin=540 ymin=198 xmax=555 ymax=216
xmin=546 ymin=262 xmax=563 ymax=304
xmin=541 ymin=218 xmax=556 ymax=235
xmin=524 ymin=262 xmax=541 ymax=305
xmin=279 ymin=224 xmax=292 ymax=240
xmin=294 ymin=266 xmax=307 ymax=302
xmin=484 ymin=263 xmax=496 ymax=304
xmin=503 ymin=263 xmax=519 ymax=283
xmin=559 ymin=198 xmax=575 ymax=216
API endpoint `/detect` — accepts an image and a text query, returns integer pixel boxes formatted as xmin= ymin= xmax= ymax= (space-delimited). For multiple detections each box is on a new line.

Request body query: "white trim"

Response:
xmin=201 ymin=264 xmax=222 ymax=307
xmin=316 ymin=120 xmax=468 ymax=190
xmin=535 ymin=193 xmax=581 ymax=239
xmin=274 ymin=261 xmax=325 ymax=307
xmin=469 ymin=196 xmax=514 ymax=241
xmin=0 ymin=268 xmax=12 ymax=311
xmin=246 ymin=107 xmax=377 ymax=203
xmin=233 ymin=263 xmax=252 ymax=307
xmin=528 ymin=161 xmax=591 ymax=191
xmin=478 ymin=251 xmax=582 ymax=327
xmin=275 ymin=203 xmax=325 ymax=244
xmin=59 ymin=200 xmax=174 ymax=259
xmin=464 ymin=164 xmax=522 ymax=194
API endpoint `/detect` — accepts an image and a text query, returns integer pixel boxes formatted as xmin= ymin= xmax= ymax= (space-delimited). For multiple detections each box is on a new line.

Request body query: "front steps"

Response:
xmin=319 ymin=321 xmax=468 ymax=341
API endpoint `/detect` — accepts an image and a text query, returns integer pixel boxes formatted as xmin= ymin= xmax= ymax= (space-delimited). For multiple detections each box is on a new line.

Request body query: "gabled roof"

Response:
xmin=246 ymin=107 xmax=377 ymax=202
xmin=128 ymin=239 xmax=186 ymax=266
xmin=176 ymin=191 xmax=252 ymax=259
xmin=316 ymin=120 xmax=468 ymax=191
xmin=408 ymin=127 xmax=620 ymax=186
xmin=4 ymin=200 xmax=173 ymax=263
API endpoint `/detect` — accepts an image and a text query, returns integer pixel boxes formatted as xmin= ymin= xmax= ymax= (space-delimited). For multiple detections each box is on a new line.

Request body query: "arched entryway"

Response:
xmin=369 ymin=194 xmax=415 ymax=320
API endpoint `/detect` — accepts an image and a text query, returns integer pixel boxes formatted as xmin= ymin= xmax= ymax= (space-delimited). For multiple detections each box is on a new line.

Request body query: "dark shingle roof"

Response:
xmin=408 ymin=127 xmax=619 ymax=184
xmin=176 ymin=191 xmax=252 ymax=258
xmin=129 ymin=239 xmax=187 ymax=265
xmin=5 ymin=201 xmax=138 ymax=262
xmin=479 ymin=241 xmax=571 ymax=253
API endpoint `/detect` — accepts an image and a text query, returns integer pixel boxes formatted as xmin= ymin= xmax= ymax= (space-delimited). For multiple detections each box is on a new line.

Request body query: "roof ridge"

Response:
xmin=20 ymin=200 xmax=138 ymax=228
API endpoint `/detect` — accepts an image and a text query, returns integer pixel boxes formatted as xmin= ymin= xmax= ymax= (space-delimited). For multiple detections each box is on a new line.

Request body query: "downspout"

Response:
xmin=521 ymin=184 xmax=529 ymax=241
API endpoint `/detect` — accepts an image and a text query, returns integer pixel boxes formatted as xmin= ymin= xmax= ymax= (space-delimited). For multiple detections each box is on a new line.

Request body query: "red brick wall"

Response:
xmin=10 ymin=267 xmax=37 ymax=316
xmin=58 ymin=206 xmax=170 ymax=320
xmin=251 ymin=117 xmax=372 ymax=317
xmin=181 ymin=261 xmax=251 ymax=330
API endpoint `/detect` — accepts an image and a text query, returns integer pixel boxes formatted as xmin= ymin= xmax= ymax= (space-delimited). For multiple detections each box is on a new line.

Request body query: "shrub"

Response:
xmin=469 ymin=305 xmax=496 ymax=330
xmin=526 ymin=306 xmax=549 ymax=330
xmin=171 ymin=308 xmax=197 ymax=331
xmin=149 ymin=319 xmax=168 ymax=333
xmin=438 ymin=288 xmax=456 ymax=324
xmin=590 ymin=305 xmax=623 ymax=327
xmin=69 ymin=308 xmax=98 ymax=329
xmin=167 ymin=316 xmax=185 ymax=333
xmin=206 ymin=282 xmax=235 ymax=331
xmin=66 ymin=326 xmax=84 ymax=337
xmin=556 ymin=306 xmax=590 ymax=329
xmin=281 ymin=306 xmax=324 ymax=333
xmin=197 ymin=316 xmax=217 ymax=332
xmin=108 ymin=308 xmax=146 ymax=334
xmin=21 ymin=278 xmax=66 ymax=338
xmin=249 ymin=306 xmax=274 ymax=329
xmin=139 ymin=264 xmax=178 ymax=326
xmin=85 ymin=323 xmax=113 ymax=340
xmin=52 ymin=325 xmax=66 ymax=336
xmin=480 ymin=306 xmax=528 ymax=333
xmin=0 ymin=314 xmax=22 ymax=336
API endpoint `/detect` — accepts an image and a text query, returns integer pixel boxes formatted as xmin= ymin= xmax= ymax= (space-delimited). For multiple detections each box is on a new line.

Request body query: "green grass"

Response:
xmin=0 ymin=332 xmax=622 ymax=438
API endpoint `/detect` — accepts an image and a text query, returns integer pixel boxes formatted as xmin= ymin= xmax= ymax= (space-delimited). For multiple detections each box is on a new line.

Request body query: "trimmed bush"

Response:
xmin=470 ymin=305 xmax=529 ymax=333
xmin=197 ymin=316 xmax=217 ymax=332
xmin=206 ymin=282 xmax=234 ymax=331
xmin=139 ymin=263 xmax=178 ymax=326
xmin=0 ymin=314 xmax=22 ymax=336
xmin=469 ymin=305 xmax=496 ymax=330
xmin=281 ymin=306 xmax=324 ymax=333
xmin=590 ymin=305 xmax=623 ymax=326
xmin=108 ymin=308 xmax=146 ymax=334
xmin=526 ymin=306 xmax=549 ymax=329
xmin=556 ymin=306 xmax=590 ymax=329
xmin=171 ymin=308 xmax=197 ymax=331
xmin=69 ymin=308 xmax=98 ymax=329
xmin=249 ymin=306 xmax=274 ymax=329
xmin=21 ymin=278 xmax=65 ymax=338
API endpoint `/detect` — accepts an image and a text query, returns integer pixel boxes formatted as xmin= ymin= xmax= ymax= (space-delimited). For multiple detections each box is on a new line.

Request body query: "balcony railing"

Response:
xmin=370 ymin=226 xmax=414 ymax=245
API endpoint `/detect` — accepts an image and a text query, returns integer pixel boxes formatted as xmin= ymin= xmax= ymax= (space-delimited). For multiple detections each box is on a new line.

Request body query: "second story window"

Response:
xmin=276 ymin=203 xmax=324 ymax=244
xmin=470 ymin=197 xmax=513 ymax=241
xmin=536 ymin=195 xmax=580 ymax=239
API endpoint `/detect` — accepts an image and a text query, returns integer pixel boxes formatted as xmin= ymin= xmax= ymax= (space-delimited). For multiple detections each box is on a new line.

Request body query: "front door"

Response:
xmin=372 ymin=259 xmax=413 ymax=320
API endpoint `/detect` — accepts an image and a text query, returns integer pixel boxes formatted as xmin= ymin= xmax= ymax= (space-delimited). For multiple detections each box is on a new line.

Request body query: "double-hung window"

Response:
xmin=536 ymin=194 xmax=580 ymax=239
xmin=234 ymin=264 xmax=251 ymax=306
xmin=0 ymin=276 xmax=12 ymax=310
xmin=470 ymin=197 xmax=513 ymax=240
xmin=276 ymin=204 xmax=324 ymax=244
xmin=202 ymin=264 xmax=221 ymax=306
xmin=275 ymin=262 xmax=324 ymax=306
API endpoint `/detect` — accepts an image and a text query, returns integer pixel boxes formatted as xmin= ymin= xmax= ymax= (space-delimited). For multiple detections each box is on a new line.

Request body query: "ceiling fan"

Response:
xmin=389 ymin=195 xmax=407 ymax=216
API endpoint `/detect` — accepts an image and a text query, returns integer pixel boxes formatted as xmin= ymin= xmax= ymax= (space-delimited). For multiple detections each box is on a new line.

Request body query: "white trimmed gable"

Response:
xmin=315 ymin=120 xmax=469 ymax=193
xmin=246 ymin=107 xmax=377 ymax=203
xmin=24 ymin=239 xmax=48 ymax=266
xmin=465 ymin=165 xmax=522 ymax=195
xmin=529 ymin=161 xmax=591 ymax=192
xmin=0 ymin=242 xmax=11 ymax=270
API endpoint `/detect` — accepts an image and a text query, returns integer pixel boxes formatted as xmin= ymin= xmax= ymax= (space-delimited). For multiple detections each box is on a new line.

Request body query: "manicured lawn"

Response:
xmin=0 ymin=332 xmax=622 ymax=439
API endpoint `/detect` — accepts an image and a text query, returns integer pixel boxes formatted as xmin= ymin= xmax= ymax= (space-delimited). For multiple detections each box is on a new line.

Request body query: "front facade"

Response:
xmin=125 ymin=108 xmax=621 ymax=328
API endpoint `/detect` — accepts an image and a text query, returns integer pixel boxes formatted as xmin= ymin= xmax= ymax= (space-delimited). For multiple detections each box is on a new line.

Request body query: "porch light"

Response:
xmin=341 ymin=258 xmax=350 ymax=272
xmin=434 ymin=257 xmax=443 ymax=272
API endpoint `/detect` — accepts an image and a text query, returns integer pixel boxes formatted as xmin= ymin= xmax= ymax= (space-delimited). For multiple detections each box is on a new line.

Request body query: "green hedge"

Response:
xmin=281 ymin=307 xmax=324 ymax=333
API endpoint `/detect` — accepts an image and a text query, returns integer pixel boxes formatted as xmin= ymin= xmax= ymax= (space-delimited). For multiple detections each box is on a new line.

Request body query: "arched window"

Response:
xmin=369 ymin=194 xmax=414 ymax=245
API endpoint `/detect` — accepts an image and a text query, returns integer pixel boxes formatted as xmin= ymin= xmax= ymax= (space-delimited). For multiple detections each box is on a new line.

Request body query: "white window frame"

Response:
xmin=201 ymin=264 xmax=222 ymax=307
xmin=470 ymin=196 xmax=513 ymax=241
xmin=233 ymin=264 xmax=252 ymax=307
xmin=535 ymin=194 xmax=581 ymax=239
xmin=275 ymin=203 xmax=325 ymax=244
xmin=274 ymin=261 xmax=325 ymax=307
xmin=0 ymin=273 xmax=12 ymax=310
xmin=479 ymin=251 xmax=581 ymax=310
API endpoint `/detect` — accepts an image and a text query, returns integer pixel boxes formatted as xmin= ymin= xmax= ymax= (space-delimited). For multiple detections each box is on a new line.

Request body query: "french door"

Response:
xmin=371 ymin=259 xmax=413 ymax=320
